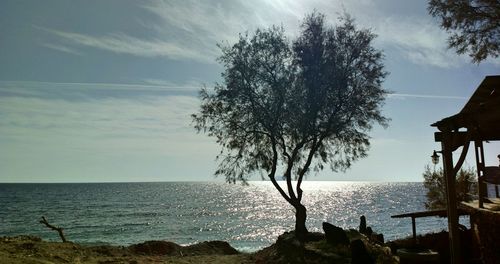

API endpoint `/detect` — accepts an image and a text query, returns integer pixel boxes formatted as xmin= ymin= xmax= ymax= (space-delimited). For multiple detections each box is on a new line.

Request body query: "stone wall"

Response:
xmin=469 ymin=208 xmax=500 ymax=264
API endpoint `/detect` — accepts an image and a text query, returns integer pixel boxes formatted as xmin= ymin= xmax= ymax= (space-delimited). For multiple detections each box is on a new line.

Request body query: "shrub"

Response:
xmin=423 ymin=165 xmax=477 ymax=210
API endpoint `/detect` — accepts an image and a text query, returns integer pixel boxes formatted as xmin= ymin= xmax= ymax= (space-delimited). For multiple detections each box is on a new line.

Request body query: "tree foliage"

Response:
xmin=193 ymin=12 xmax=388 ymax=237
xmin=428 ymin=0 xmax=500 ymax=63
xmin=423 ymin=165 xmax=477 ymax=210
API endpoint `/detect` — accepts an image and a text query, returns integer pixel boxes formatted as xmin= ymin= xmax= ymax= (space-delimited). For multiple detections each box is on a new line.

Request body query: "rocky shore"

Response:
xmin=0 ymin=235 xmax=254 ymax=264
xmin=0 ymin=226 xmax=399 ymax=264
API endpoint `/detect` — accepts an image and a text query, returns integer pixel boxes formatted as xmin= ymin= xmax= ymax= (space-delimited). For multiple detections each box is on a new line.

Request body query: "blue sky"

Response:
xmin=0 ymin=0 xmax=499 ymax=183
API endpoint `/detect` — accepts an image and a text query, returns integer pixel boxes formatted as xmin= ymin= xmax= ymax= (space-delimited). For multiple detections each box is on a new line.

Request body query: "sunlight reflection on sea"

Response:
xmin=0 ymin=181 xmax=464 ymax=252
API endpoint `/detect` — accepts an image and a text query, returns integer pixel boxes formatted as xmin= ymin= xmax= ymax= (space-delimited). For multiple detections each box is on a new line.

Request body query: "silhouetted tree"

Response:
xmin=423 ymin=165 xmax=477 ymax=210
xmin=193 ymin=12 xmax=388 ymax=240
xmin=428 ymin=0 xmax=500 ymax=63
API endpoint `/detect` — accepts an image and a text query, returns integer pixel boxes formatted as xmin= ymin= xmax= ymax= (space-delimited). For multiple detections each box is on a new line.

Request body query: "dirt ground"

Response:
xmin=0 ymin=236 xmax=256 ymax=264
xmin=1 ymin=229 xmax=398 ymax=264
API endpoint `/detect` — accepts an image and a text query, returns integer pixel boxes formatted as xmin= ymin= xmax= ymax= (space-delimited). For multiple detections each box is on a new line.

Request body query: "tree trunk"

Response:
xmin=294 ymin=203 xmax=308 ymax=241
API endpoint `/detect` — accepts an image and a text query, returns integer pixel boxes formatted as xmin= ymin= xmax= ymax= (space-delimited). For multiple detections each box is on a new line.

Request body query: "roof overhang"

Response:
xmin=432 ymin=75 xmax=500 ymax=143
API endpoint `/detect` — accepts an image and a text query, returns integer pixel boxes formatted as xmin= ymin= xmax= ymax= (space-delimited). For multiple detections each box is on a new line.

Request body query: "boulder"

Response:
xmin=128 ymin=240 xmax=180 ymax=255
xmin=303 ymin=243 xmax=347 ymax=264
xmin=304 ymin=232 xmax=325 ymax=242
xmin=372 ymin=233 xmax=384 ymax=244
xmin=183 ymin=241 xmax=239 ymax=255
xmin=276 ymin=231 xmax=305 ymax=263
xmin=366 ymin=226 xmax=373 ymax=237
xmin=322 ymin=222 xmax=349 ymax=246
xmin=350 ymin=239 xmax=374 ymax=264
xmin=359 ymin=215 xmax=367 ymax=234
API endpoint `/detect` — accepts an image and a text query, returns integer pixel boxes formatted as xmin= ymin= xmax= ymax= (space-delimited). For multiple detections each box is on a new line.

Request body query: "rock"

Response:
xmin=128 ymin=240 xmax=240 ymax=257
xmin=359 ymin=215 xmax=367 ymax=234
xmin=128 ymin=240 xmax=180 ymax=256
xmin=183 ymin=241 xmax=239 ymax=255
xmin=372 ymin=233 xmax=384 ymax=244
xmin=303 ymin=243 xmax=347 ymax=263
xmin=276 ymin=231 xmax=305 ymax=263
xmin=322 ymin=222 xmax=349 ymax=246
xmin=304 ymin=232 xmax=325 ymax=242
xmin=366 ymin=226 xmax=373 ymax=237
xmin=350 ymin=239 xmax=374 ymax=264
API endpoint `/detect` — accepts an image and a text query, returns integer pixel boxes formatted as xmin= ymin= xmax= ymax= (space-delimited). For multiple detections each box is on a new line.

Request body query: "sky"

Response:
xmin=0 ymin=0 xmax=499 ymax=183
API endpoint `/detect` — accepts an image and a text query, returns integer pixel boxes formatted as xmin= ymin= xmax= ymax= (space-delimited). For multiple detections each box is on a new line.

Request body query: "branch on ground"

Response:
xmin=39 ymin=216 xmax=68 ymax=242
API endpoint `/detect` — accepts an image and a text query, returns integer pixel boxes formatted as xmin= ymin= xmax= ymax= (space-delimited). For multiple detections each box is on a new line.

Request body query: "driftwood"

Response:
xmin=39 ymin=216 xmax=67 ymax=242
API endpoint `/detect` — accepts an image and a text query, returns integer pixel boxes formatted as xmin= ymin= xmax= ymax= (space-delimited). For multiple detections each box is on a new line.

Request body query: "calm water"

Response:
xmin=0 ymin=181 xmax=462 ymax=252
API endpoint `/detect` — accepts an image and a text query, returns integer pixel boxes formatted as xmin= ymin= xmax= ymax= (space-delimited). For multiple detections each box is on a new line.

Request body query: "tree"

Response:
xmin=423 ymin=165 xmax=477 ymax=210
xmin=192 ymin=12 xmax=388 ymax=240
xmin=428 ymin=0 xmax=500 ymax=63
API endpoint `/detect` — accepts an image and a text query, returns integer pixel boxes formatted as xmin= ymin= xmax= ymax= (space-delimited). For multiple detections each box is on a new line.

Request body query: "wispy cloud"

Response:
xmin=41 ymin=43 xmax=83 ymax=56
xmin=374 ymin=17 xmax=465 ymax=68
xmin=139 ymin=0 xmax=268 ymax=59
xmin=39 ymin=27 xmax=215 ymax=63
xmin=0 ymin=81 xmax=218 ymax=181
xmin=0 ymin=93 xmax=210 ymax=154
xmin=141 ymin=0 xmax=468 ymax=68
xmin=388 ymin=93 xmax=468 ymax=100
xmin=36 ymin=0 xmax=476 ymax=68
xmin=0 ymin=80 xmax=203 ymax=100
xmin=142 ymin=78 xmax=203 ymax=88
xmin=1 ymin=80 xmax=202 ymax=91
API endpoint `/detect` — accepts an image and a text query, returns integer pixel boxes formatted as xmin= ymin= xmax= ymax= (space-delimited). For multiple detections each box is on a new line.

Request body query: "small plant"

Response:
xmin=423 ymin=165 xmax=477 ymax=210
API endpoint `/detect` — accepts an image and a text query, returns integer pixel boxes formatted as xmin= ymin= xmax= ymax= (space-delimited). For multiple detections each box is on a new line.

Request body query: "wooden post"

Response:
xmin=411 ymin=216 xmax=416 ymax=243
xmin=475 ymin=141 xmax=486 ymax=208
xmin=441 ymin=136 xmax=461 ymax=264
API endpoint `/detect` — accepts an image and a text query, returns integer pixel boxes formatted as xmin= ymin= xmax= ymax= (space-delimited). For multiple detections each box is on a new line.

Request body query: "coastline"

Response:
xmin=1 ymin=181 xmax=445 ymax=249
xmin=0 ymin=235 xmax=255 ymax=264
xmin=0 ymin=226 xmax=400 ymax=264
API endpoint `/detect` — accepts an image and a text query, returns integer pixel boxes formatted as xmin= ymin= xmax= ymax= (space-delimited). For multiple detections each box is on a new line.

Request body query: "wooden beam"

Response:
xmin=441 ymin=134 xmax=461 ymax=264
xmin=435 ymin=130 xmax=500 ymax=143
xmin=435 ymin=132 xmax=468 ymax=151
xmin=391 ymin=209 xmax=469 ymax=245
xmin=475 ymin=140 xmax=489 ymax=209
xmin=391 ymin=209 xmax=468 ymax=219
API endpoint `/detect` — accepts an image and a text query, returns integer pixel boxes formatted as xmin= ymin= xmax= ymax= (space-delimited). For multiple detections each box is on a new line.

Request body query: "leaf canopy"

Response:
xmin=428 ymin=0 xmax=500 ymax=63
xmin=193 ymin=13 xmax=388 ymax=184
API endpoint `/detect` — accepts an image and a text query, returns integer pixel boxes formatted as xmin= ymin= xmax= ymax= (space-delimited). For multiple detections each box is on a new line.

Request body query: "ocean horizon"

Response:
xmin=0 ymin=180 xmax=425 ymax=184
xmin=0 ymin=181 xmax=466 ymax=252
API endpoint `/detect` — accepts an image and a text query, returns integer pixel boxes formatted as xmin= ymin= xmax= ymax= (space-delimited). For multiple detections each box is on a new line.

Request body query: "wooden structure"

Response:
xmin=431 ymin=75 xmax=500 ymax=263
xmin=391 ymin=209 xmax=467 ymax=242
xmin=461 ymin=198 xmax=500 ymax=264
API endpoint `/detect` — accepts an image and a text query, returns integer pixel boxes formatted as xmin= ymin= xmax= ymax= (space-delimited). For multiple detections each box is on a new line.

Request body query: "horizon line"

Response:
xmin=0 ymin=180 xmax=423 ymax=184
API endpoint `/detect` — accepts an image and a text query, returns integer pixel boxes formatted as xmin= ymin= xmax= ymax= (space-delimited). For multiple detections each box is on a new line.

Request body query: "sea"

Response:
xmin=0 ymin=181 xmax=469 ymax=252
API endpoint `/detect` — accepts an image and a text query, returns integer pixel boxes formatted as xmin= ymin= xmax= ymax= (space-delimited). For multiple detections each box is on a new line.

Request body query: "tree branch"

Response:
xmin=278 ymin=133 xmax=292 ymax=161
xmin=269 ymin=137 xmax=292 ymax=204
xmin=296 ymin=137 xmax=324 ymax=201
xmin=39 ymin=216 xmax=67 ymax=242
xmin=283 ymin=139 xmax=309 ymax=204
